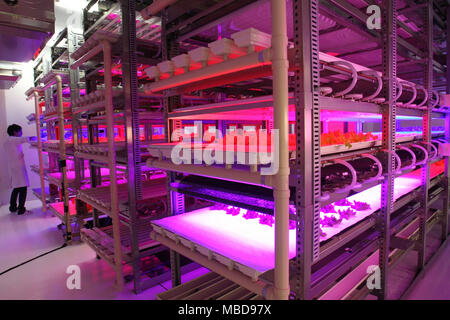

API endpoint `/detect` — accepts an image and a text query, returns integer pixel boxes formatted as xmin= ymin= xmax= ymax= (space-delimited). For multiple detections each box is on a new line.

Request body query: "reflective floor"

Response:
xmin=0 ymin=199 xmax=209 ymax=300
xmin=0 ymin=199 xmax=448 ymax=300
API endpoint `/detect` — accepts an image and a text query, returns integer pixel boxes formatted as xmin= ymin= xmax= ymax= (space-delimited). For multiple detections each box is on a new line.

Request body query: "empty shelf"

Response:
xmin=157 ymin=271 xmax=262 ymax=300
xmin=77 ymin=178 xmax=167 ymax=217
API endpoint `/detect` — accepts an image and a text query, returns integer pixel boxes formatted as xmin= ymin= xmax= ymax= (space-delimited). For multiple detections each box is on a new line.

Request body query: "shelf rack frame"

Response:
xmin=443 ymin=7 xmax=450 ymax=242
xmin=161 ymin=6 xmax=185 ymax=289
xmin=292 ymin=0 xmax=322 ymax=300
xmin=141 ymin=0 xmax=450 ymax=301
xmin=375 ymin=0 xmax=397 ymax=300
xmin=29 ymin=20 xmax=86 ymax=242
xmin=71 ymin=1 xmax=172 ymax=294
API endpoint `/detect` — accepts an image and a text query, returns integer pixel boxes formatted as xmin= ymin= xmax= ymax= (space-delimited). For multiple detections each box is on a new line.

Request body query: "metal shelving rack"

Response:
xmin=72 ymin=0 xmax=177 ymax=293
xmin=140 ymin=0 xmax=449 ymax=300
xmin=27 ymin=21 xmax=87 ymax=241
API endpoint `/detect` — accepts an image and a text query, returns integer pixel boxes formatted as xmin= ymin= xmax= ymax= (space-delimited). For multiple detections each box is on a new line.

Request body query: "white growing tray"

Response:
xmin=151 ymin=161 xmax=444 ymax=280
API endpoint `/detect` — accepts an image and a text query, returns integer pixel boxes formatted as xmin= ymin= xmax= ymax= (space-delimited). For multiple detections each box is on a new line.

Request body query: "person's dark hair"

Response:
xmin=7 ymin=124 xmax=22 ymax=136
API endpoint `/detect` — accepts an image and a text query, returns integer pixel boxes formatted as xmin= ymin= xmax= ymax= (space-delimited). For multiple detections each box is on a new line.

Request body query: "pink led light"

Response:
xmin=107 ymin=13 xmax=119 ymax=20
xmin=48 ymin=168 xmax=110 ymax=180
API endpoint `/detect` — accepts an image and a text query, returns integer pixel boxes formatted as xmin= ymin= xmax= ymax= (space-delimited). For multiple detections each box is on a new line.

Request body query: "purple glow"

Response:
xmin=321 ymin=204 xmax=336 ymax=213
xmin=338 ymin=208 xmax=357 ymax=220
xmin=242 ymin=210 xmax=259 ymax=220
xmin=107 ymin=13 xmax=119 ymax=20
xmin=289 ymin=220 xmax=296 ymax=230
xmin=259 ymin=214 xmax=274 ymax=227
xmin=351 ymin=201 xmax=371 ymax=211
xmin=152 ymin=161 xmax=444 ymax=274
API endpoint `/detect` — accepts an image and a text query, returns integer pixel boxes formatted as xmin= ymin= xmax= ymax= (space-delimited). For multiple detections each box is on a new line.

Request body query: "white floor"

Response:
xmin=0 ymin=199 xmax=448 ymax=300
xmin=0 ymin=199 xmax=209 ymax=300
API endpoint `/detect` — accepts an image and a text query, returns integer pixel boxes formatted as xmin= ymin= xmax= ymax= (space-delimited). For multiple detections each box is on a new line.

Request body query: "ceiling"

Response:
xmin=0 ymin=0 xmax=55 ymax=89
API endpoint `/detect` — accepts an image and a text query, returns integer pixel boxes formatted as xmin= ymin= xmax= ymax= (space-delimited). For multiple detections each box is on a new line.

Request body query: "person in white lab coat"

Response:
xmin=4 ymin=124 xmax=33 ymax=215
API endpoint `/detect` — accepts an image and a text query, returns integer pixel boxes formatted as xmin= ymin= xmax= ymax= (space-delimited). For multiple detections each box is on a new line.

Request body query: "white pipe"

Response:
xmin=402 ymin=82 xmax=417 ymax=106
xmin=33 ymin=91 xmax=47 ymax=212
xmin=396 ymin=146 xmax=416 ymax=171
xmin=360 ymin=70 xmax=382 ymax=102
xmin=410 ymin=143 xmax=429 ymax=166
xmin=329 ymin=61 xmax=358 ymax=97
xmin=431 ymin=90 xmax=440 ymax=108
xmin=140 ymin=0 xmax=178 ymax=20
xmin=145 ymin=49 xmax=272 ymax=93
xmin=361 ymin=153 xmax=384 ymax=182
xmin=56 ymin=75 xmax=71 ymax=236
xmin=416 ymin=85 xmax=429 ymax=108
xmin=270 ymin=0 xmax=290 ymax=300
xmin=102 ymin=40 xmax=124 ymax=291
xmin=147 ymin=158 xmax=273 ymax=187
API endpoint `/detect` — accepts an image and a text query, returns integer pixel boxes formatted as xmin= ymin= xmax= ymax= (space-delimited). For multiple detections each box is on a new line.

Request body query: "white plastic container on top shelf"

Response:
xmin=188 ymin=47 xmax=222 ymax=67
xmin=208 ymin=38 xmax=247 ymax=60
xmin=230 ymin=27 xmax=272 ymax=53
xmin=157 ymin=60 xmax=177 ymax=78
xmin=171 ymin=53 xmax=202 ymax=72
xmin=144 ymin=66 xmax=161 ymax=80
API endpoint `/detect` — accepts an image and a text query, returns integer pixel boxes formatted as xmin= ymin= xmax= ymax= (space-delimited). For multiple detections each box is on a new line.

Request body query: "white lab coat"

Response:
xmin=4 ymin=136 xmax=30 ymax=188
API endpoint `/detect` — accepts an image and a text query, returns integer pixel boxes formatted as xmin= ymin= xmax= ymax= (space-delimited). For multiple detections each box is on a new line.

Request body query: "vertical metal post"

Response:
xmin=170 ymin=188 xmax=184 ymax=285
xmin=442 ymin=6 xmax=450 ymax=241
xmin=56 ymin=76 xmax=71 ymax=241
xmin=161 ymin=8 xmax=183 ymax=288
xmin=86 ymin=76 xmax=100 ymax=222
xmin=293 ymin=0 xmax=321 ymax=300
xmin=121 ymin=0 xmax=143 ymax=294
xmin=376 ymin=0 xmax=397 ymax=300
xmin=68 ymin=25 xmax=86 ymax=221
xmin=271 ymin=0 xmax=290 ymax=300
xmin=103 ymin=39 xmax=124 ymax=291
xmin=417 ymin=0 xmax=433 ymax=271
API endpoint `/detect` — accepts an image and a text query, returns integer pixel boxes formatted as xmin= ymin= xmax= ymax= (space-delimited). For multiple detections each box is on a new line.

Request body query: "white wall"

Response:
xmin=0 ymin=3 xmax=85 ymax=205
xmin=0 ymin=62 xmax=40 ymax=205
